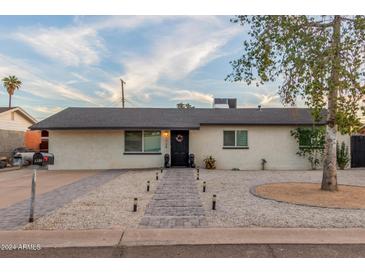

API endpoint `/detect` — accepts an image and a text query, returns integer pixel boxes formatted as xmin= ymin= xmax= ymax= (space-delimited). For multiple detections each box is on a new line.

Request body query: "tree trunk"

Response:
xmin=8 ymin=94 xmax=12 ymax=109
xmin=321 ymin=16 xmax=341 ymax=191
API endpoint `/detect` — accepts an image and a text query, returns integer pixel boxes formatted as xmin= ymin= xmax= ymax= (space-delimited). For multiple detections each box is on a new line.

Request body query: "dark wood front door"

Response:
xmin=351 ymin=135 xmax=365 ymax=167
xmin=171 ymin=130 xmax=189 ymax=166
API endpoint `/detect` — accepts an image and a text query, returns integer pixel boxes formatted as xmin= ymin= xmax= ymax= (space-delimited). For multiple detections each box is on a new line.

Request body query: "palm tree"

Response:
xmin=2 ymin=75 xmax=22 ymax=109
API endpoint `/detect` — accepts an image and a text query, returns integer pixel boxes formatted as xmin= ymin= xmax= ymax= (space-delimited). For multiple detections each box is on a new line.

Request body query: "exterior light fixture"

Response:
xmin=196 ymin=168 xmax=200 ymax=180
xmin=212 ymin=194 xmax=216 ymax=210
xmin=147 ymin=181 xmax=150 ymax=192
xmin=162 ymin=131 xmax=169 ymax=138
xmin=133 ymin=198 xmax=138 ymax=212
xmin=203 ymin=181 xmax=206 ymax=192
xmin=156 ymin=172 xmax=159 ymax=181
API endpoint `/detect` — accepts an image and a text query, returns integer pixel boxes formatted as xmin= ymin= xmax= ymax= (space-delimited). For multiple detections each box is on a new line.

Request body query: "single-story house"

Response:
xmin=0 ymin=107 xmax=38 ymax=158
xmin=30 ymin=107 xmax=350 ymax=170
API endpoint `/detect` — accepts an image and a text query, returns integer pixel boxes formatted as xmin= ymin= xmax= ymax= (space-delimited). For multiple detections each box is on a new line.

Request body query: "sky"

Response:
xmin=0 ymin=16 xmax=285 ymax=120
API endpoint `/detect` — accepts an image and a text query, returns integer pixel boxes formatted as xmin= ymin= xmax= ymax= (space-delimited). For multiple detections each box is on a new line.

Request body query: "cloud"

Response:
xmin=97 ymin=17 xmax=240 ymax=105
xmin=15 ymin=27 xmax=104 ymax=66
xmin=170 ymin=89 xmax=213 ymax=104
xmin=32 ymin=106 xmax=63 ymax=114
xmin=12 ymin=16 xmax=166 ymax=67
xmin=0 ymin=54 xmax=101 ymax=106
xmin=247 ymin=91 xmax=281 ymax=106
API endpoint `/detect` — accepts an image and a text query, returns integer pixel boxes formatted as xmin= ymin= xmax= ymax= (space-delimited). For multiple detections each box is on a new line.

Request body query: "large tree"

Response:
xmin=2 ymin=75 xmax=22 ymax=109
xmin=227 ymin=16 xmax=365 ymax=191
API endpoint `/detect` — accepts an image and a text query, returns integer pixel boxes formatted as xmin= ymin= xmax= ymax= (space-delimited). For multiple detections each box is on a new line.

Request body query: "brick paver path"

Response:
xmin=0 ymin=170 xmax=123 ymax=230
xmin=140 ymin=168 xmax=207 ymax=228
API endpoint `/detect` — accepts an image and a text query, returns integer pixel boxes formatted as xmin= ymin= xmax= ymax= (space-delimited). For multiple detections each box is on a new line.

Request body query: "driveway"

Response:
xmin=0 ymin=169 xmax=123 ymax=230
xmin=0 ymin=169 xmax=98 ymax=208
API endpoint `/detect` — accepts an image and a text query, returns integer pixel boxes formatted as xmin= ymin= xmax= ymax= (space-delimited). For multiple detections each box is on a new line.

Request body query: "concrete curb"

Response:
xmin=2 ymin=227 xmax=365 ymax=257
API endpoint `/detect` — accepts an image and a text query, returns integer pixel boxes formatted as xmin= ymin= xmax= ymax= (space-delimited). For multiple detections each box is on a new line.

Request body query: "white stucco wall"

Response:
xmin=49 ymin=130 xmax=170 ymax=170
xmin=48 ymin=126 xmax=350 ymax=170
xmin=0 ymin=110 xmax=34 ymax=131
xmin=189 ymin=125 xmax=351 ymax=170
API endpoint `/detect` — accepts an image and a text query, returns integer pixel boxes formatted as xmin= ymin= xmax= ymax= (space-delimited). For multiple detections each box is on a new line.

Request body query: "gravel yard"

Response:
xmin=25 ymin=170 xmax=158 ymax=230
xmin=24 ymin=168 xmax=365 ymax=230
xmin=198 ymin=169 xmax=365 ymax=228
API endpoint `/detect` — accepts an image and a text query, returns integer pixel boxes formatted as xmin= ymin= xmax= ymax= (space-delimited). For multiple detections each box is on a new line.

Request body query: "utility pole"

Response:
xmin=120 ymin=78 xmax=126 ymax=108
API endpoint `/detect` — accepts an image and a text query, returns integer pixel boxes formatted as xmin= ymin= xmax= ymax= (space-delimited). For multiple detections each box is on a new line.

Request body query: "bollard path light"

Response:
xmin=203 ymin=181 xmax=206 ymax=192
xmin=212 ymin=194 xmax=216 ymax=210
xmin=160 ymin=167 xmax=163 ymax=173
xmin=147 ymin=180 xmax=150 ymax=192
xmin=133 ymin=198 xmax=138 ymax=212
xmin=156 ymin=172 xmax=159 ymax=181
xmin=196 ymin=168 xmax=200 ymax=180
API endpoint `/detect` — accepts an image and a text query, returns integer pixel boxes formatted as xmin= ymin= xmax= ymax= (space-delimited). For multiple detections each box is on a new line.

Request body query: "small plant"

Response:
xmin=203 ymin=156 xmax=216 ymax=169
xmin=232 ymin=168 xmax=240 ymax=171
xmin=291 ymin=127 xmax=325 ymax=170
xmin=261 ymin=158 xmax=267 ymax=170
xmin=337 ymin=141 xmax=350 ymax=170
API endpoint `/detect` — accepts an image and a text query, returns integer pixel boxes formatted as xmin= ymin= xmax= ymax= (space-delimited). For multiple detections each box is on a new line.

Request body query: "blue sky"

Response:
xmin=0 ymin=16 xmax=284 ymax=120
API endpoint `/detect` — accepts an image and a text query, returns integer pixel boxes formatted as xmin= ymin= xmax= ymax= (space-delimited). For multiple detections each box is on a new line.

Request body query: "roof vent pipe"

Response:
xmin=258 ymin=105 xmax=262 ymax=111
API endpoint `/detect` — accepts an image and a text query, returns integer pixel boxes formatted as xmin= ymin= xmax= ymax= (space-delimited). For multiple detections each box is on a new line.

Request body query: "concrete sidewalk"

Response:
xmin=2 ymin=228 xmax=365 ymax=257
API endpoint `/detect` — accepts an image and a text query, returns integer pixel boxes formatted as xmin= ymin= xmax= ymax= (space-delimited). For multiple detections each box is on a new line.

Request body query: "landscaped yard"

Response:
xmin=23 ymin=168 xmax=365 ymax=230
xmin=200 ymin=169 xmax=365 ymax=228
xmin=25 ymin=170 xmax=158 ymax=230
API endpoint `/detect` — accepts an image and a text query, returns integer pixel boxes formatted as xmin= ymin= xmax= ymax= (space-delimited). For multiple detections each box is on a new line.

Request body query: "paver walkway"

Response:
xmin=0 ymin=170 xmax=123 ymax=230
xmin=140 ymin=168 xmax=206 ymax=228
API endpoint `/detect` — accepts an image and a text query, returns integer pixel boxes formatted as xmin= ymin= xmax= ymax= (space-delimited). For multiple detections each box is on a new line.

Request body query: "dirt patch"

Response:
xmin=254 ymin=183 xmax=365 ymax=209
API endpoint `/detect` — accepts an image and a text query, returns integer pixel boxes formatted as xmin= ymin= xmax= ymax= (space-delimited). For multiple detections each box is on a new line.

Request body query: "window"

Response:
xmin=125 ymin=130 xmax=161 ymax=153
xmin=223 ymin=130 xmax=248 ymax=148
xmin=144 ymin=131 xmax=161 ymax=152
xmin=125 ymin=131 xmax=142 ymax=152
xmin=223 ymin=131 xmax=235 ymax=146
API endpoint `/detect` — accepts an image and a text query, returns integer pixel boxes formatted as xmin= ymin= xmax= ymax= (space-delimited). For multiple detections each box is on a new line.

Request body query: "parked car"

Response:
xmin=0 ymin=158 xmax=7 ymax=169
xmin=11 ymin=147 xmax=36 ymax=166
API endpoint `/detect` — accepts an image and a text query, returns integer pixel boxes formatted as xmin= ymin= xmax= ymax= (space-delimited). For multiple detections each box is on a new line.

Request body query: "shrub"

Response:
xmin=291 ymin=127 xmax=325 ymax=170
xmin=203 ymin=156 xmax=216 ymax=169
xmin=337 ymin=141 xmax=350 ymax=170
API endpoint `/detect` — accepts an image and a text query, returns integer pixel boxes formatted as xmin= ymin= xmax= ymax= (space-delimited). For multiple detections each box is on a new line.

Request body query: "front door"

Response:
xmin=351 ymin=135 xmax=365 ymax=167
xmin=171 ymin=130 xmax=189 ymax=166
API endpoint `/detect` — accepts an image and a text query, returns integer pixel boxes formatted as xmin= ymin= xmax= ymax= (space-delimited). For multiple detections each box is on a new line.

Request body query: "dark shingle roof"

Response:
xmin=0 ymin=107 xmax=14 ymax=113
xmin=30 ymin=107 xmax=326 ymax=130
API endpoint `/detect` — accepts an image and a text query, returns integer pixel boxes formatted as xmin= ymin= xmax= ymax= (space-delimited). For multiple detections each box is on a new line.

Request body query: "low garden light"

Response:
xmin=147 ymin=180 xmax=150 ymax=192
xmin=212 ymin=194 xmax=216 ymax=210
xmin=156 ymin=172 xmax=159 ymax=180
xmin=203 ymin=181 xmax=206 ymax=192
xmin=160 ymin=167 xmax=163 ymax=173
xmin=133 ymin=198 xmax=138 ymax=212
xmin=196 ymin=168 xmax=200 ymax=180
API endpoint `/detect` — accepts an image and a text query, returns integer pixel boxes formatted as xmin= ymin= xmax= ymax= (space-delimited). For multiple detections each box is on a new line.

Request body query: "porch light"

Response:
xmin=133 ymin=198 xmax=138 ymax=212
xmin=162 ymin=131 xmax=169 ymax=138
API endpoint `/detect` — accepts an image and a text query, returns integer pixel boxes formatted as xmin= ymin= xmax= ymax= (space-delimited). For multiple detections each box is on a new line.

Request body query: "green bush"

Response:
xmin=337 ymin=141 xmax=350 ymax=170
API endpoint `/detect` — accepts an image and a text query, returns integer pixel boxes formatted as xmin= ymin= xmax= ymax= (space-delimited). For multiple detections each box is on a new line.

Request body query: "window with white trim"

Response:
xmin=223 ymin=130 xmax=248 ymax=147
xmin=125 ymin=130 xmax=161 ymax=153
